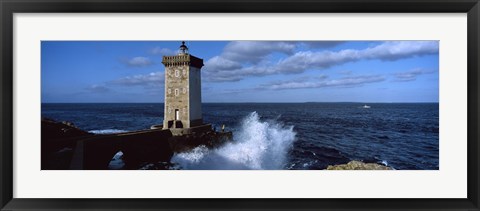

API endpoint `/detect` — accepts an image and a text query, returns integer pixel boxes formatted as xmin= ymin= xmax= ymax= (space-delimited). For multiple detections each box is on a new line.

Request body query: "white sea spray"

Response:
xmin=171 ymin=112 xmax=296 ymax=170
xmin=108 ymin=151 xmax=125 ymax=170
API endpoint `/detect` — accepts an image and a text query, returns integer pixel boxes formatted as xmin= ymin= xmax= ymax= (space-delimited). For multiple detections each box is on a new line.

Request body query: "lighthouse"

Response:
xmin=161 ymin=42 xmax=207 ymax=135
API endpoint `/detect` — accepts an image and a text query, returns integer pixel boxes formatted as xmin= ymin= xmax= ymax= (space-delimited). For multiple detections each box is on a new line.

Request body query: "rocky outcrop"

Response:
xmin=42 ymin=118 xmax=231 ymax=170
xmin=73 ymin=129 xmax=174 ymax=170
xmin=326 ymin=160 xmax=392 ymax=170
xmin=168 ymin=130 xmax=233 ymax=153
xmin=42 ymin=118 xmax=92 ymax=139
xmin=41 ymin=118 xmax=94 ymax=170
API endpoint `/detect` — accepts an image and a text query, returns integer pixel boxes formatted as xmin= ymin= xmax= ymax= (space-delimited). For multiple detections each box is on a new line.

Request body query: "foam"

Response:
xmin=88 ymin=129 xmax=127 ymax=134
xmin=108 ymin=151 xmax=125 ymax=170
xmin=172 ymin=112 xmax=296 ymax=170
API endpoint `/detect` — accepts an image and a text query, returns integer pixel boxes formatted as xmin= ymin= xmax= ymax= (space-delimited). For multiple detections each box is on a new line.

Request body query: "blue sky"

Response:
xmin=41 ymin=41 xmax=439 ymax=103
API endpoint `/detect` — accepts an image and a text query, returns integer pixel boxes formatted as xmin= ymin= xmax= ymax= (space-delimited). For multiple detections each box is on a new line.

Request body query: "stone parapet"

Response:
xmin=162 ymin=54 xmax=204 ymax=68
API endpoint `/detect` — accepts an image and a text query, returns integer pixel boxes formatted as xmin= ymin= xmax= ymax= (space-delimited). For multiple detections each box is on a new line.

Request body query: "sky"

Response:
xmin=41 ymin=41 xmax=439 ymax=103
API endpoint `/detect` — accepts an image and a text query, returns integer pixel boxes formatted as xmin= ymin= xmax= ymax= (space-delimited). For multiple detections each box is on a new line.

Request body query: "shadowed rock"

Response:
xmin=326 ymin=160 xmax=392 ymax=170
xmin=41 ymin=118 xmax=94 ymax=169
xmin=42 ymin=118 xmax=232 ymax=170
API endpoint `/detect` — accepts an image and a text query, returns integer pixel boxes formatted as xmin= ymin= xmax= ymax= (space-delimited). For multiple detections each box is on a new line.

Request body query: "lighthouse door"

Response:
xmin=175 ymin=109 xmax=180 ymax=120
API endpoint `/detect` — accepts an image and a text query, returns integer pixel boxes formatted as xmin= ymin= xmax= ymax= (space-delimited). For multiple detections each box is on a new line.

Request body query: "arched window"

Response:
xmin=175 ymin=70 xmax=180 ymax=77
xmin=175 ymin=89 xmax=179 ymax=96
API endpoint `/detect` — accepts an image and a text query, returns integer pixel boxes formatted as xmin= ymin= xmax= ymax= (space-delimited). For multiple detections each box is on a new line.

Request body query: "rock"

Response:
xmin=168 ymin=130 xmax=233 ymax=153
xmin=326 ymin=160 xmax=392 ymax=170
xmin=42 ymin=118 xmax=93 ymax=170
xmin=42 ymin=118 xmax=91 ymax=140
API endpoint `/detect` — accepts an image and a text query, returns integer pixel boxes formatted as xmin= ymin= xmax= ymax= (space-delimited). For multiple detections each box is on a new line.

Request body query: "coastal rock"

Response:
xmin=168 ymin=130 xmax=233 ymax=153
xmin=326 ymin=160 xmax=392 ymax=170
xmin=42 ymin=118 xmax=94 ymax=170
xmin=42 ymin=118 xmax=230 ymax=170
xmin=42 ymin=118 xmax=92 ymax=140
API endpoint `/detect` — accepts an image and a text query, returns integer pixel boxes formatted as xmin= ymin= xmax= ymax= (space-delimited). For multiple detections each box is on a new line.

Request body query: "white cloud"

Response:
xmin=150 ymin=47 xmax=175 ymax=55
xmin=109 ymin=72 xmax=164 ymax=87
xmin=222 ymin=41 xmax=296 ymax=63
xmin=205 ymin=56 xmax=242 ymax=71
xmin=123 ymin=56 xmax=153 ymax=67
xmin=275 ymin=41 xmax=438 ymax=72
xmin=302 ymin=41 xmax=345 ymax=49
xmin=362 ymin=41 xmax=439 ymax=61
xmin=393 ymin=68 xmax=436 ymax=82
xmin=202 ymin=41 xmax=297 ymax=82
xmin=203 ymin=41 xmax=438 ymax=82
xmin=258 ymin=75 xmax=386 ymax=90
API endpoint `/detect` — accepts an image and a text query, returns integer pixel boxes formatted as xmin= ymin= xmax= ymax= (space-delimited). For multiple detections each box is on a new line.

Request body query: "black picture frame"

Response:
xmin=1 ymin=0 xmax=479 ymax=210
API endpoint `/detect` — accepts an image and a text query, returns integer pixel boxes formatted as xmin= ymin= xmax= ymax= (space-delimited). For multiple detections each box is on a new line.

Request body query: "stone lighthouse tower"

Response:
xmin=162 ymin=42 xmax=205 ymax=134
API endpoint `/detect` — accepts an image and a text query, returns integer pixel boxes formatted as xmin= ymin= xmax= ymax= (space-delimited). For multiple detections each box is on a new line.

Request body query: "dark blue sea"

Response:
xmin=41 ymin=103 xmax=439 ymax=170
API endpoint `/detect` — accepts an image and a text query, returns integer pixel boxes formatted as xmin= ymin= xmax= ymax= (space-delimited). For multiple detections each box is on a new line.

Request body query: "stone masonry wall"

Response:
xmin=164 ymin=64 xmax=191 ymax=128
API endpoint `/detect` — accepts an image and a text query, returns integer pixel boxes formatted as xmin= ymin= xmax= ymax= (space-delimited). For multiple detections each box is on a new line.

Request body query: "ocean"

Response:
xmin=41 ymin=103 xmax=439 ymax=170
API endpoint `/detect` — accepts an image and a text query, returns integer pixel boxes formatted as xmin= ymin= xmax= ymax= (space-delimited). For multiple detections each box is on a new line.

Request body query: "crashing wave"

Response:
xmin=172 ymin=112 xmax=296 ymax=170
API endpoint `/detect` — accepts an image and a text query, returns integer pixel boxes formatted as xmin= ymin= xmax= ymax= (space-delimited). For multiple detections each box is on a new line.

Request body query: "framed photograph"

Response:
xmin=1 ymin=0 xmax=479 ymax=210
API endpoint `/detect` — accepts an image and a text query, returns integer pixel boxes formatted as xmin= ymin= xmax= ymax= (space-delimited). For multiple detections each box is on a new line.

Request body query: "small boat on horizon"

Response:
xmin=362 ymin=105 xmax=371 ymax=109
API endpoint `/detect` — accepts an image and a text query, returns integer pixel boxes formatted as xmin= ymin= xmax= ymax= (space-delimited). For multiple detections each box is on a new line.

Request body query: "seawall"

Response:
xmin=42 ymin=118 xmax=232 ymax=170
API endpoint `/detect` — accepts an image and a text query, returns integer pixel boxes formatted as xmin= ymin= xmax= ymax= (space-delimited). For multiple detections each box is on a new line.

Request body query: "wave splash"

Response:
xmin=172 ymin=112 xmax=296 ymax=170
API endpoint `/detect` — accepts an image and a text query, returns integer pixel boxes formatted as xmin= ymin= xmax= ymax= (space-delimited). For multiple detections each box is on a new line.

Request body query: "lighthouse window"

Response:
xmin=175 ymin=70 xmax=180 ymax=77
xmin=175 ymin=89 xmax=179 ymax=96
xmin=183 ymin=88 xmax=186 ymax=94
